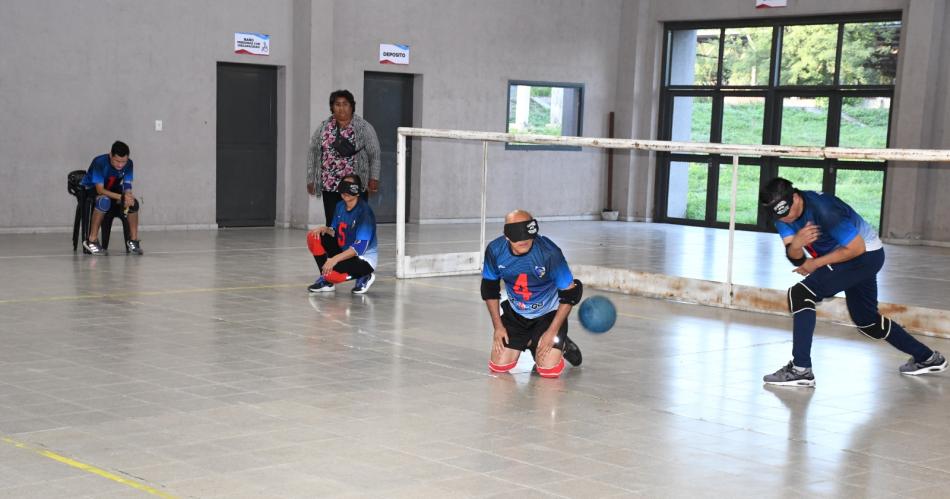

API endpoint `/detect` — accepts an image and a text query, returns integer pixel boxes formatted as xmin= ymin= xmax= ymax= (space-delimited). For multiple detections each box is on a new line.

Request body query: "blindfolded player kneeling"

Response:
xmin=306 ymin=174 xmax=378 ymax=295
xmin=481 ymin=210 xmax=583 ymax=378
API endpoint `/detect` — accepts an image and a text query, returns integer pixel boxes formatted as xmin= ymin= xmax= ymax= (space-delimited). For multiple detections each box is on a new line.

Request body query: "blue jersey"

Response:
xmin=331 ymin=199 xmax=378 ymax=268
xmin=81 ymin=154 xmax=134 ymax=192
xmin=482 ymin=235 xmax=575 ymax=319
xmin=774 ymin=190 xmax=882 ymax=257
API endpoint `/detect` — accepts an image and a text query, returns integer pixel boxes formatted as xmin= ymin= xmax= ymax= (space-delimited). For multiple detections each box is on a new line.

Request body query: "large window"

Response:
xmin=658 ymin=14 xmax=899 ymax=232
xmin=506 ymin=81 xmax=583 ymax=150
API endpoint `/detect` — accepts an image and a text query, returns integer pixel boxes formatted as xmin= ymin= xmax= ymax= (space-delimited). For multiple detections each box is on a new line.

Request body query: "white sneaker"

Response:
xmin=83 ymin=239 xmax=105 ymax=256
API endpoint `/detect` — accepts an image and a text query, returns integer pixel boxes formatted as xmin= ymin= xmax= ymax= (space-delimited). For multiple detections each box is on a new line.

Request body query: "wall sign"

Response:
xmin=235 ymin=32 xmax=270 ymax=56
xmin=756 ymin=0 xmax=787 ymax=7
xmin=379 ymin=44 xmax=410 ymax=65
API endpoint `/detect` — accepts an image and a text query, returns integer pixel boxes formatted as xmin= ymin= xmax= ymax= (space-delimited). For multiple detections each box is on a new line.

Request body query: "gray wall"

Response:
xmin=2 ymin=0 xmax=950 ymax=243
xmin=0 ymin=0 xmax=300 ymax=230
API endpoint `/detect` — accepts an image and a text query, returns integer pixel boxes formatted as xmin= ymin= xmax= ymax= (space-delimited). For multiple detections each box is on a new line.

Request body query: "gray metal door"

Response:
xmin=216 ymin=63 xmax=277 ymax=227
xmin=364 ymin=72 xmax=413 ymax=223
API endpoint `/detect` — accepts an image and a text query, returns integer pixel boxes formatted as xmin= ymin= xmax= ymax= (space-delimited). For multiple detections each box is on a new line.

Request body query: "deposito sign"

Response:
xmin=235 ymin=33 xmax=270 ymax=56
xmin=379 ymin=44 xmax=409 ymax=65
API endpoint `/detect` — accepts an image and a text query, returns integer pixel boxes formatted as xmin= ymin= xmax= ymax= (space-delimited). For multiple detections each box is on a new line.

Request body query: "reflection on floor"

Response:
xmin=1 ymin=224 xmax=949 ymax=498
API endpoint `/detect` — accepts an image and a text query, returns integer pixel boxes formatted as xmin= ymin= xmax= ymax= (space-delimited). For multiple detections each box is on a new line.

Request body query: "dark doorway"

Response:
xmin=364 ymin=71 xmax=413 ymax=223
xmin=216 ymin=63 xmax=277 ymax=227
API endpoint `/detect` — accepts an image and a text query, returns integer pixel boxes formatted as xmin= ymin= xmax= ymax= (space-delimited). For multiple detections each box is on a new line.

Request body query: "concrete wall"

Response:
xmin=2 ymin=0 xmax=950 ymax=242
xmin=0 ymin=0 xmax=300 ymax=231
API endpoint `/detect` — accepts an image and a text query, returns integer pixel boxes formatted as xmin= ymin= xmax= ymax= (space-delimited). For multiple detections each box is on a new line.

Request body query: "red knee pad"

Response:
xmin=324 ymin=270 xmax=349 ymax=284
xmin=489 ymin=359 xmax=518 ymax=373
xmin=536 ymin=358 xmax=565 ymax=378
xmin=307 ymin=231 xmax=326 ymax=256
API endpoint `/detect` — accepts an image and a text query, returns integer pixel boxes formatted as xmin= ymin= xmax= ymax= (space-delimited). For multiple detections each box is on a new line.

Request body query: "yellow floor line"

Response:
xmin=0 ymin=436 xmax=178 ymax=498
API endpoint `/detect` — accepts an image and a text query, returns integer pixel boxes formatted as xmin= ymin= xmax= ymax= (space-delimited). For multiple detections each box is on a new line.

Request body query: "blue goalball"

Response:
xmin=578 ymin=296 xmax=616 ymax=334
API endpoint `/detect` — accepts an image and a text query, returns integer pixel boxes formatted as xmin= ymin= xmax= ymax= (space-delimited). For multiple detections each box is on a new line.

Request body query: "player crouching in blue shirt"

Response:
xmin=80 ymin=141 xmax=143 ymax=255
xmin=481 ymin=210 xmax=582 ymax=378
xmin=760 ymin=177 xmax=946 ymax=387
xmin=306 ymin=174 xmax=378 ymax=294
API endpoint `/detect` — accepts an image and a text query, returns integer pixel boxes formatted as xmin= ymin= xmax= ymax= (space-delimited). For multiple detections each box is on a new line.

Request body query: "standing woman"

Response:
xmin=307 ymin=89 xmax=381 ymax=225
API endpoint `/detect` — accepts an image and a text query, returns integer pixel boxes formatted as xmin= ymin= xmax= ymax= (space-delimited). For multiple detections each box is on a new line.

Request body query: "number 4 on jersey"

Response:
xmin=512 ymin=273 xmax=532 ymax=301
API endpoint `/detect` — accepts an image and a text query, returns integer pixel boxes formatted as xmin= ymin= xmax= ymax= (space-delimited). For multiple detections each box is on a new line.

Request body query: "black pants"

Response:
xmin=312 ymin=233 xmax=374 ymax=283
xmin=322 ymin=190 xmax=369 ymax=226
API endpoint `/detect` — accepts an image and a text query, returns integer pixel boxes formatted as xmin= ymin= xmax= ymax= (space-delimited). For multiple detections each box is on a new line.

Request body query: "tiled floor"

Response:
xmin=1 ymin=222 xmax=950 ymax=498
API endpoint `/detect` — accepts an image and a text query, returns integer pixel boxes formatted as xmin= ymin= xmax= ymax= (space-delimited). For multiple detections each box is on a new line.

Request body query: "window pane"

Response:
xmin=835 ymin=169 xmax=883 ymax=231
xmin=780 ymin=24 xmax=838 ymax=86
xmin=667 ymin=161 xmax=708 ymax=220
xmin=781 ymin=96 xmax=828 ymax=146
xmin=778 ymin=166 xmax=823 ymax=192
xmin=839 ymin=96 xmax=890 ymax=148
xmin=716 ymin=163 xmax=760 ymax=224
xmin=723 ymin=27 xmax=772 ymax=86
xmin=840 ymin=21 xmax=900 ymax=85
xmin=722 ymin=96 xmax=764 ymax=144
xmin=671 ymin=96 xmax=712 ymax=142
xmin=670 ymin=29 xmax=720 ymax=85
xmin=507 ymin=84 xmax=581 ymax=137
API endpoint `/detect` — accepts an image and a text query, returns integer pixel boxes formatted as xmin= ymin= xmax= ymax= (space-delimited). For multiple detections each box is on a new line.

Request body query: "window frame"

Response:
xmin=656 ymin=12 xmax=899 ymax=233
xmin=505 ymin=80 xmax=584 ymax=151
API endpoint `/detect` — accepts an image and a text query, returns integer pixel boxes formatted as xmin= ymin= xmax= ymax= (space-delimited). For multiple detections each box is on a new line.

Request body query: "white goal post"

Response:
xmin=395 ymin=127 xmax=950 ymax=286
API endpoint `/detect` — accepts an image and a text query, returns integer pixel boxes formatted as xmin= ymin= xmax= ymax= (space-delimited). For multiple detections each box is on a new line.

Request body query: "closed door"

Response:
xmin=216 ymin=63 xmax=277 ymax=227
xmin=364 ymin=72 xmax=413 ymax=223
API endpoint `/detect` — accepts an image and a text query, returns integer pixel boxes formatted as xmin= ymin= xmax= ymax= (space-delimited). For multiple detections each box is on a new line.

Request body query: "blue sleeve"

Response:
xmin=123 ymin=162 xmax=134 ymax=188
xmin=774 ymin=221 xmax=795 ymax=239
xmin=350 ymin=207 xmax=376 ymax=255
xmin=89 ymin=158 xmax=105 ymax=185
xmin=481 ymin=245 xmax=499 ymax=280
xmin=547 ymin=243 xmax=574 ymax=289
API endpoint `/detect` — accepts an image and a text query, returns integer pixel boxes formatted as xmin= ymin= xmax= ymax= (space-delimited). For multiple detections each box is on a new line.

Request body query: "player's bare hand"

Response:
xmin=492 ymin=326 xmax=508 ymax=356
xmin=793 ymin=258 xmax=820 ymax=276
xmin=536 ymin=331 xmax=557 ymax=363
xmin=307 ymin=182 xmax=316 ymax=196
xmin=123 ymin=192 xmax=134 ymax=207
xmin=368 ymin=178 xmax=379 ymax=193
xmin=791 ymin=222 xmax=821 ymax=249
xmin=321 ymin=257 xmax=337 ymax=276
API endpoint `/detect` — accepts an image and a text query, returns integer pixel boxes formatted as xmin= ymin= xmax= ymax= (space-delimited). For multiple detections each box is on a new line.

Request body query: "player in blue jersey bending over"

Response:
xmin=481 ymin=210 xmax=583 ymax=378
xmin=80 ymin=141 xmax=143 ymax=255
xmin=306 ymin=174 xmax=378 ymax=294
xmin=760 ymin=178 xmax=946 ymax=387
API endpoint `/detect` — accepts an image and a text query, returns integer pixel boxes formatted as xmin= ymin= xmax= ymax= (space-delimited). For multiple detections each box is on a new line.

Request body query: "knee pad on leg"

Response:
xmin=307 ymin=231 xmax=326 ymax=256
xmin=788 ymin=282 xmax=817 ymax=314
xmin=536 ymin=358 xmax=565 ymax=378
xmin=95 ymin=196 xmax=112 ymax=213
xmin=488 ymin=359 xmax=518 ymax=373
xmin=857 ymin=315 xmax=892 ymax=340
xmin=324 ymin=270 xmax=348 ymax=284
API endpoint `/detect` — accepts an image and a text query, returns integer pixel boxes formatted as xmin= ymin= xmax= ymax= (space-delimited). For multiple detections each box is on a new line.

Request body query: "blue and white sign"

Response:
xmin=379 ymin=44 xmax=409 ymax=65
xmin=235 ymin=32 xmax=270 ymax=56
xmin=755 ymin=0 xmax=787 ymax=7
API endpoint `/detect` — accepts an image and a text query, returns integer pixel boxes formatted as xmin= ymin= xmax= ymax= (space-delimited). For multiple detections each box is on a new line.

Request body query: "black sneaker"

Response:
xmin=82 ymin=239 xmax=105 ymax=256
xmin=126 ymin=239 xmax=143 ymax=255
xmin=352 ymin=273 xmax=375 ymax=294
xmin=763 ymin=361 xmax=815 ymax=387
xmin=307 ymin=277 xmax=334 ymax=293
xmin=900 ymin=351 xmax=948 ymax=376
xmin=562 ymin=337 xmax=582 ymax=367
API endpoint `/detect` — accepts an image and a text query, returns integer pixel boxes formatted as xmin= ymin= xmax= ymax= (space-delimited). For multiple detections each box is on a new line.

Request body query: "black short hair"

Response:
xmin=110 ymin=141 xmax=130 ymax=157
xmin=329 ymin=89 xmax=356 ymax=113
xmin=342 ymin=173 xmax=362 ymax=187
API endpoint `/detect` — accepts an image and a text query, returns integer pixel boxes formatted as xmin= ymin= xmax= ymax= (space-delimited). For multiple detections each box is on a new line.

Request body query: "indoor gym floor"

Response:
xmin=1 ymin=221 xmax=950 ymax=498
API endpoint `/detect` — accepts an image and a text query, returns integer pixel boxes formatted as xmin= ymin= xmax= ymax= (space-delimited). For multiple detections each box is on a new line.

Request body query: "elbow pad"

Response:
xmin=785 ymin=244 xmax=806 ymax=266
xmin=481 ymin=278 xmax=501 ymax=300
xmin=558 ymin=279 xmax=583 ymax=305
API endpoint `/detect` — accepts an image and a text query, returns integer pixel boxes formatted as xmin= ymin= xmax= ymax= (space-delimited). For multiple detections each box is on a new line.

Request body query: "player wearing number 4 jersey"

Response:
xmin=481 ymin=210 xmax=583 ymax=378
